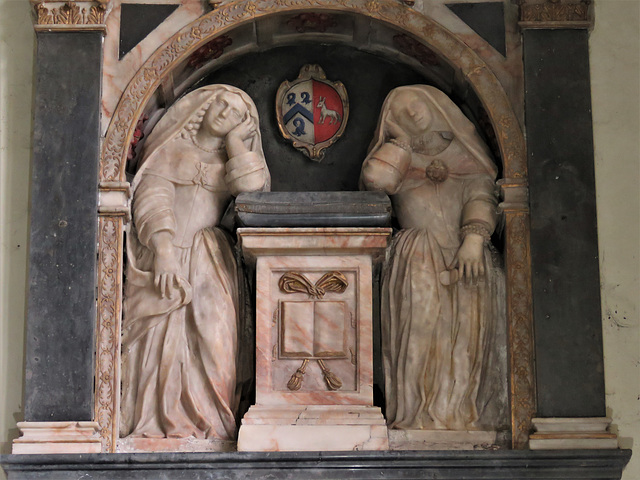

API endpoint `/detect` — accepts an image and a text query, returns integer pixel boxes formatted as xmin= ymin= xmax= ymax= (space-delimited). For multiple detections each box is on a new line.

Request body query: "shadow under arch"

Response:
xmin=101 ymin=0 xmax=527 ymax=183
xmin=96 ymin=0 xmax=535 ymax=452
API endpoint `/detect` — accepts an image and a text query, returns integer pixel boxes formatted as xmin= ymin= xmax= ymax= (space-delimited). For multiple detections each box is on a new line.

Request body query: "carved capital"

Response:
xmin=498 ymin=178 xmax=529 ymax=213
xmin=98 ymin=181 xmax=131 ymax=223
xmin=31 ymin=0 xmax=112 ymax=32
xmin=514 ymin=0 xmax=593 ymax=30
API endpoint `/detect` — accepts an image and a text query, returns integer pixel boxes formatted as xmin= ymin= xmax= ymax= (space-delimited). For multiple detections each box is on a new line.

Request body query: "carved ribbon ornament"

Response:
xmin=279 ymin=271 xmax=348 ymax=392
xmin=278 ymin=271 xmax=348 ymax=298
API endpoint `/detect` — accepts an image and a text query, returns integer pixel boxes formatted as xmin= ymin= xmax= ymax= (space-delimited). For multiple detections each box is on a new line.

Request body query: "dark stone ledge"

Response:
xmin=0 ymin=449 xmax=632 ymax=479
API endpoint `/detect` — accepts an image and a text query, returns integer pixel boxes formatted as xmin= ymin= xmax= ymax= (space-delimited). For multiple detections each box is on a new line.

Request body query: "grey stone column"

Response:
xmin=24 ymin=27 xmax=103 ymax=422
xmin=519 ymin=1 xmax=606 ymax=419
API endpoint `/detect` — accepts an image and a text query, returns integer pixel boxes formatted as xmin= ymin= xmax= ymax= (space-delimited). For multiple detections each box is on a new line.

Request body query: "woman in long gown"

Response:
xmin=120 ymin=85 xmax=270 ymax=440
xmin=360 ymin=85 xmax=502 ymax=431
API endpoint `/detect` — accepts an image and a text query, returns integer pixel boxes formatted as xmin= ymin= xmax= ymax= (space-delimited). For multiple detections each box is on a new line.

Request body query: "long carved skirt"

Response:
xmin=382 ymin=228 xmax=499 ymax=431
xmin=120 ymin=228 xmax=239 ymax=440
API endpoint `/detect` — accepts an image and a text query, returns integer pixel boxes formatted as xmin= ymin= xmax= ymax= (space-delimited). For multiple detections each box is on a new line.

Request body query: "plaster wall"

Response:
xmin=0 ymin=1 xmax=637 ymax=479
xmin=590 ymin=1 xmax=640 ymax=479
xmin=0 ymin=0 xmax=33 ymax=469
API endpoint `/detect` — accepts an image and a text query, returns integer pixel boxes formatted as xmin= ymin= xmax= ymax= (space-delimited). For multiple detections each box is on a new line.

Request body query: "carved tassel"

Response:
xmin=287 ymin=359 xmax=309 ymax=391
xmin=317 ymin=359 xmax=342 ymax=391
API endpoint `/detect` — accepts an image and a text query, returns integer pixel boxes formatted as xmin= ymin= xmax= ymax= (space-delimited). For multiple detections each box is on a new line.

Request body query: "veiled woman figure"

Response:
xmin=360 ymin=85 xmax=503 ymax=431
xmin=121 ymin=85 xmax=270 ymax=440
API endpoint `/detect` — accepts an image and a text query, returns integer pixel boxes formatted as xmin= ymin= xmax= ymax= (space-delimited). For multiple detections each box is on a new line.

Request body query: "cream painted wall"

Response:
xmin=0 ymin=0 xmax=34 ymax=474
xmin=0 ymin=1 xmax=637 ymax=479
xmin=590 ymin=1 xmax=640 ymax=479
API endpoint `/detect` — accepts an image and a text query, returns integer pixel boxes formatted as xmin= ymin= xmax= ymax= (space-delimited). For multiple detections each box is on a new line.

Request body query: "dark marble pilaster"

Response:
xmin=523 ymin=28 xmax=605 ymax=417
xmin=24 ymin=31 xmax=103 ymax=421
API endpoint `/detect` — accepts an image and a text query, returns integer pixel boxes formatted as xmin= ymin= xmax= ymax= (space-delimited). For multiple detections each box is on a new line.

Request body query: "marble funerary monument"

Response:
xmin=0 ymin=0 xmax=631 ymax=478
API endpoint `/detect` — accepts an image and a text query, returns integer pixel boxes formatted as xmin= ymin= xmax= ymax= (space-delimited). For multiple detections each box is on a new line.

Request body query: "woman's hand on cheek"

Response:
xmin=226 ymin=116 xmax=255 ymax=157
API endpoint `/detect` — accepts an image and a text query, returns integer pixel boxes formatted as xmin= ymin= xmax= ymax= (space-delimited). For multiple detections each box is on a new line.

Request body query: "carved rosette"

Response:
xmin=31 ymin=0 xmax=111 ymax=32
xmin=515 ymin=0 xmax=593 ymax=29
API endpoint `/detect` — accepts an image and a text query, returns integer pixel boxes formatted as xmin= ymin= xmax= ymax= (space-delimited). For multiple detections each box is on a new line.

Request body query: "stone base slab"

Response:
xmin=116 ymin=437 xmax=235 ymax=453
xmin=237 ymin=405 xmax=389 ymax=451
xmin=0 ymin=450 xmax=632 ymax=479
xmin=530 ymin=417 xmax=618 ymax=450
xmin=12 ymin=422 xmax=102 ymax=454
xmin=388 ymin=429 xmax=499 ymax=450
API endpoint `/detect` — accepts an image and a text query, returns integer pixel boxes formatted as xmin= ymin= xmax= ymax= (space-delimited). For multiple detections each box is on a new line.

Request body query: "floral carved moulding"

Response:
xmin=31 ymin=0 xmax=111 ymax=31
xmin=516 ymin=0 xmax=593 ymax=29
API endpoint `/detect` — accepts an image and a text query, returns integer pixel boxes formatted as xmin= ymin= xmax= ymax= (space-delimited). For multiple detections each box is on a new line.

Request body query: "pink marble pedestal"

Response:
xmin=237 ymin=228 xmax=391 ymax=452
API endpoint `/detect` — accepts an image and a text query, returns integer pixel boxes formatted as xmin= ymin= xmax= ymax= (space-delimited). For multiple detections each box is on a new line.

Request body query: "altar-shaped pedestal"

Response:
xmin=237 ymin=227 xmax=391 ymax=451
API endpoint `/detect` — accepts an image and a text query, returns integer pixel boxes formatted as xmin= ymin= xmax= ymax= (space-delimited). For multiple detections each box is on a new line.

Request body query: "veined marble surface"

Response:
xmin=102 ymin=0 xmax=205 ymax=134
xmin=236 ymin=228 xmax=390 ymax=451
xmin=255 ymin=255 xmax=373 ymax=406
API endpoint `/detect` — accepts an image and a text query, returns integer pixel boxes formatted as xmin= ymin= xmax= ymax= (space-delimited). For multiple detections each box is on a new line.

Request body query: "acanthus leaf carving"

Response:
xmin=31 ymin=0 xmax=110 ymax=30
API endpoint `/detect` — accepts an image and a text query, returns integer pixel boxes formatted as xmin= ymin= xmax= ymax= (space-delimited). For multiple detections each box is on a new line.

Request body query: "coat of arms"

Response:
xmin=276 ymin=64 xmax=349 ymax=161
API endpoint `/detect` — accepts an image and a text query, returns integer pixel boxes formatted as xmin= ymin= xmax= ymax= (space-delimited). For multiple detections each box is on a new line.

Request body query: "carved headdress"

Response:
xmin=367 ymin=85 xmax=498 ymax=179
xmin=132 ymin=84 xmax=264 ymax=190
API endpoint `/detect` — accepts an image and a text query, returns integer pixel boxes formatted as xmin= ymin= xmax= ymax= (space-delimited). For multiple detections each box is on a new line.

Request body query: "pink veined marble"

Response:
xmin=236 ymin=228 xmax=391 ymax=452
xmin=120 ymin=85 xmax=270 ymax=446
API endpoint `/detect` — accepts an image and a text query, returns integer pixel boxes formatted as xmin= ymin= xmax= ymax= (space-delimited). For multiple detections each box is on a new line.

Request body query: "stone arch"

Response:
xmin=100 ymin=0 xmax=526 ymax=182
xmin=96 ymin=0 xmax=534 ymax=452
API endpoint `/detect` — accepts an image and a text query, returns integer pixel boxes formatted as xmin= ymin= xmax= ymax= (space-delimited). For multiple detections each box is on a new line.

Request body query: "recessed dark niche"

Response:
xmin=193 ymin=43 xmax=499 ymax=192
xmin=119 ymin=4 xmax=179 ymax=60
xmin=446 ymin=2 xmax=506 ymax=56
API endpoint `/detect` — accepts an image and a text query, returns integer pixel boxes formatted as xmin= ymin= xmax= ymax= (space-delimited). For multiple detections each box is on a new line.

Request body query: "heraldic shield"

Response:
xmin=276 ymin=64 xmax=349 ymax=161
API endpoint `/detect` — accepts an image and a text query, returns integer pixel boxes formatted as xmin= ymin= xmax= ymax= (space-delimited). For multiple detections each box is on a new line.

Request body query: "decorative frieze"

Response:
xmin=515 ymin=0 xmax=593 ymax=29
xmin=287 ymin=12 xmax=338 ymax=33
xmin=31 ymin=0 xmax=111 ymax=32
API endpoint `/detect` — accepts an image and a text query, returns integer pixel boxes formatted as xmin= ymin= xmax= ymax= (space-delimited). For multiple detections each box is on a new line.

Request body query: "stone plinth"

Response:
xmin=237 ymin=228 xmax=391 ymax=452
xmin=388 ymin=430 xmax=499 ymax=451
xmin=529 ymin=417 xmax=618 ymax=450
xmin=12 ymin=422 xmax=101 ymax=454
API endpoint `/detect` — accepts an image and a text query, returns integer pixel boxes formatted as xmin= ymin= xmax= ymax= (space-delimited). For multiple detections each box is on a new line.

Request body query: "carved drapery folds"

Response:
xmin=514 ymin=0 xmax=593 ymax=29
xmin=96 ymin=0 xmax=534 ymax=450
xmin=31 ymin=0 xmax=111 ymax=31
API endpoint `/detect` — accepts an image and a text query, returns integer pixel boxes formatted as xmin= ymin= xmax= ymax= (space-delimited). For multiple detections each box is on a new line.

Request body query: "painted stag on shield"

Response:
xmin=317 ymin=96 xmax=341 ymax=125
xmin=276 ymin=64 xmax=349 ymax=160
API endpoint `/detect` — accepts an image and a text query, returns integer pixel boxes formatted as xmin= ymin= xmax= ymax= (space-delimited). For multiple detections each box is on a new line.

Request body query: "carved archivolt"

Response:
xmin=100 ymin=0 xmax=527 ymax=183
xmin=97 ymin=0 xmax=534 ymax=451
